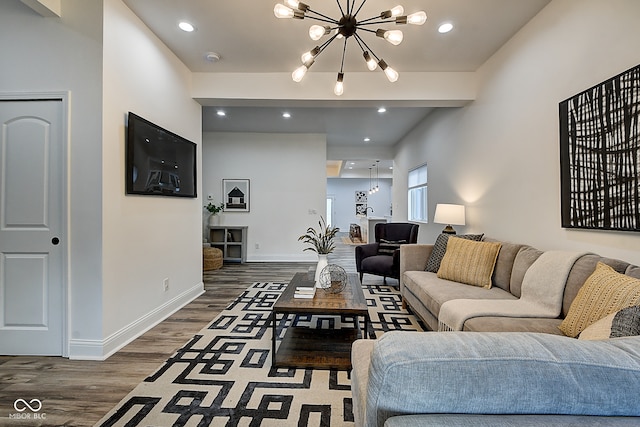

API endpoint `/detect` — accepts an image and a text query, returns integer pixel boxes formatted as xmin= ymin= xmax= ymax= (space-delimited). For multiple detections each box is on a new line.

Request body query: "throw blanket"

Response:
xmin=438 ymin=251 xmax=587 ymax=331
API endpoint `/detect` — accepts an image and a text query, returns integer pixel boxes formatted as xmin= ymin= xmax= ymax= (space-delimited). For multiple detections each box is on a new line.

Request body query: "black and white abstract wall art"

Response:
xmin=355 ymin=191 xmax=367 ymax=216
xmin=559 ymin=63 xmax=640 ymax=232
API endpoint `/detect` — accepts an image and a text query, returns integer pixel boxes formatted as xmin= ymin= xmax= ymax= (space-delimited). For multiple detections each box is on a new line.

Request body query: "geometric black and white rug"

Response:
xmin=97 ymin=282 xmax=425 ymax=427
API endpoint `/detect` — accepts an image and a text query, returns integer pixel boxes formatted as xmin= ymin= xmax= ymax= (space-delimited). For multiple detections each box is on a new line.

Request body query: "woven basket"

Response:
xmin=203 ymin=247 xmax=223 ymax=271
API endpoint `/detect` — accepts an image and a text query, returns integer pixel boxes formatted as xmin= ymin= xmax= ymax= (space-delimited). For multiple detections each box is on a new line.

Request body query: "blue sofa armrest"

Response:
xmin=353 ymin=331 xmax=640 ymax=427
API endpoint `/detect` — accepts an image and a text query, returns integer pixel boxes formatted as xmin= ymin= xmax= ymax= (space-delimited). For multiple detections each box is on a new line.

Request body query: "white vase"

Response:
xmin=315 ymin=254 xmax=329 ymax=287
xmin=208 ymin=214 xmax=220 ymax=226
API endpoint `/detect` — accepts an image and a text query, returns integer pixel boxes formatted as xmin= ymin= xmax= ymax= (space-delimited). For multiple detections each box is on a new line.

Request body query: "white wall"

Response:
xmin=202 ymin=132 xmax=327 ymax=262
xmin=99 ymin=0 xmax=203 ymax=358
xmin=327 ymin=178 xmax=392 ymax=232
xmin=394 ymin=0 xmax=640 ymax=265
xmin=0 ymin=0 xmax=105 ymax=353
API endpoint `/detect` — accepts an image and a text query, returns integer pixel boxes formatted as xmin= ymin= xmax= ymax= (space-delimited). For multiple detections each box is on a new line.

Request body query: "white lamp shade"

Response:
xmin=434 ymin=204 xmax=465 ymax=226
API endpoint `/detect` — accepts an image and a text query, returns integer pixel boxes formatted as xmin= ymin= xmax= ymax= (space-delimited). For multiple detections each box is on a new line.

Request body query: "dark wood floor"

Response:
xmin=0 ymin=235 xmax=388 ymax=426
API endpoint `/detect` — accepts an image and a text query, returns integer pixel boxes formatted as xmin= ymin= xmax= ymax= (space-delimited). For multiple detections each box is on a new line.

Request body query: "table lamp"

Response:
xmin=434 ymin=204 xmax=465 ymax=234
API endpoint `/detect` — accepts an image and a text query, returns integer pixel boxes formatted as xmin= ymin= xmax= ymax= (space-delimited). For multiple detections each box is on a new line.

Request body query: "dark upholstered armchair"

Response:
xmin=355 ymin=222 xmax=419 ymax=284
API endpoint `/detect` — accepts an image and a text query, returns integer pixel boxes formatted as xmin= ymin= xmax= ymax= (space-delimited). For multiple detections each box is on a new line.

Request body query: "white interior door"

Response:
xmin=0 ymin=98 xmax=66 ymax=355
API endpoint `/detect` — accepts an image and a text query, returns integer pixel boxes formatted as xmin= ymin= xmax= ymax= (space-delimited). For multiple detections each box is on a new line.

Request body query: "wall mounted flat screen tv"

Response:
xmin=126 ymin=112 xmax=197 ymax=198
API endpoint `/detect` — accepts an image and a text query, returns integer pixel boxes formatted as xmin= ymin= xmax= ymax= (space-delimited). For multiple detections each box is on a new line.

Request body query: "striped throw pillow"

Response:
xmin=377 ymin=239 xmax=406 ymax=256
xmin=560 ymin=262 xmax=640 ymax=337
xmin=437 ymin=237 xmax=502 ymax=289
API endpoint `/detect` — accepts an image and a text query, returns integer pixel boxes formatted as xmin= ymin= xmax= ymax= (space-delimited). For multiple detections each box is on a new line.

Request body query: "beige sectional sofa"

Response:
xmin=399 ymin=237 xmax=639 ymax=332
xmin=350 ymin=236 xmax=640 ymax=426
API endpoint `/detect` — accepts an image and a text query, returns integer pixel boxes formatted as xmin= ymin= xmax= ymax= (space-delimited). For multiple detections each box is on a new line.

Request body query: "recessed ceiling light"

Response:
xmin=205 ymin=52 xmax=221 ymax=63
xmin=378 ymin=107 xmax=387 ymax=113
xmin=364 ymin=137 xmax=371 ymax=142
xmin=282 ymin=112 xmax=291 ymax=118
xmin=216 ymin=110 xmax=226 ymax=117
xmin=438 ymin=22 xmax=453 ymax=33
xmin=178 ymin=21 xmax=196 ymax=32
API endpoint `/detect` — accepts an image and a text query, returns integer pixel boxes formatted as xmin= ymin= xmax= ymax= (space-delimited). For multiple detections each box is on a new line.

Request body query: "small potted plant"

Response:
xmin=298 ymin=216 xmax=339 ymax=283
xmin=205 ymin=202 xmax=224 ymax=226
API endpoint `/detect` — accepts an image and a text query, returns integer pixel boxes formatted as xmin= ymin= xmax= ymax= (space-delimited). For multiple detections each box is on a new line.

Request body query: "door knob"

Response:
xmin=52 ymin=237 xmax=60 ymax=245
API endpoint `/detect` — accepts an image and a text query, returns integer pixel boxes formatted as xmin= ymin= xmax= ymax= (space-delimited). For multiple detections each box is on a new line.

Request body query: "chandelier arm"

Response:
xmin=352 ymin=0 xmax=368 ymax=18
xmin=354 ymin=33 xmax=381 ymax=61
xmin=318 ymin=33 xmax=339 ymax=52
xmin=355 ymin=27 xmax=377 ymax=35
xmin=339 ymin=37 xmax=348 ymax=73
xmin=336 ymin=0 xmax=346 ymax=17
xmin=355 ymin=17 xmax=396 ymax=25
xmin=304 ymin=11 xmax=339 ymax=24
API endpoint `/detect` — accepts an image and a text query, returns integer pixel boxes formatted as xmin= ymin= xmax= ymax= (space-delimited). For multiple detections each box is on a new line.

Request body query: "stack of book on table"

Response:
xmin=294 ymin=285 xmax=316 ymax=299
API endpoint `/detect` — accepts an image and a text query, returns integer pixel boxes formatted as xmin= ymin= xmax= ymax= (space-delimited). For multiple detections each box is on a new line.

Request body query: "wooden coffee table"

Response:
xmin=271 ymin=272 xmax=369 ymax=370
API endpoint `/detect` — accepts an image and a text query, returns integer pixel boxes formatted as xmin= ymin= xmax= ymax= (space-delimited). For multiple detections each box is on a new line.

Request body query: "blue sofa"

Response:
xmin=351 ymin=331 xmax=640 ymax=426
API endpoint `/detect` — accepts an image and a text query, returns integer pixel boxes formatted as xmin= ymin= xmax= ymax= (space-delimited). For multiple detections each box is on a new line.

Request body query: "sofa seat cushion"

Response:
xmin=463 ymin=316 xmax=564 ymax=335
xmin=403 ymin=271 xmax=515 ymax=320
xmin=362 ymin=331 xmax=640 ymax=427
xmin=384 ymin=414 xmax=640 ymax=427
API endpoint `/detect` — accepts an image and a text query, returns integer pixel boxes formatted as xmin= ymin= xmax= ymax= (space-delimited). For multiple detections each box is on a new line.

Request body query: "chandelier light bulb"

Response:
xmin=377 ymin=29 xmax=403 ymax=45
xmin=379 ymin=59 xmax=399 ymax=82
xmin=274 ymin=3 xmax=294 ymax=18
xmin=407 ymin=11 xmax=427 ymax=25
xmin=384 ymin=30 xmax=403 ymax=45
xmin=363 ymin=52 xmax=378 ymax=71
xmin=334 ymin=73 xmax=344 ymax=96
xmin=390 ymin=5 xmax=404 ymax=17
xmin=292 ymin=59 xmax=313 ymax=82
xmin=284 ymin=0 xmax=300 ymax=9
xmin=309 ymin=25 xmax=329 ymax=40
xmin=300 ymin=46 xmax=320 ymax=63
xmin=380 ymin=5 xmax=404 ymax=18
xmin=284 ymin=0 xmax=309 ymax=11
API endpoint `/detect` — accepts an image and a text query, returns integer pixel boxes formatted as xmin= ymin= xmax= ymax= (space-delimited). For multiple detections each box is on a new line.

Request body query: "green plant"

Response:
xmin=205 ymin=202 xmax=224 ymax=215
xmin=298 ymin=216 xmax=340 ymax=254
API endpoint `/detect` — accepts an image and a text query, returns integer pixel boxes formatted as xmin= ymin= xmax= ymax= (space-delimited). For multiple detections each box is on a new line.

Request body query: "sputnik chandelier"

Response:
xmin=274 ymin=0 xmax=426 ymax=95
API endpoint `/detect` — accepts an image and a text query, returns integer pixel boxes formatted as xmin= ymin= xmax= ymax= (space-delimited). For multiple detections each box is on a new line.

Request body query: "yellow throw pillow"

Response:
xmin=437 ymin=237 xmax=502 ymax=289
xmin=559 ymin=262 xmax=640 ymax=338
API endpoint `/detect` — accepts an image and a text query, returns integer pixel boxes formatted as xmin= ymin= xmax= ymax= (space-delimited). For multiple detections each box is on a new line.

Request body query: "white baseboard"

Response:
xmin=247 ymin=254 xmax=317 ymax=262
xmin=68 ymin=282 xmax=204 ymax=360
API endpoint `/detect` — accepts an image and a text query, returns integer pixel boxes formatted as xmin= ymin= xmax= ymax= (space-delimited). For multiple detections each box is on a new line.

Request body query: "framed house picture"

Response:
xmin=559 ymin=63 xmax=640 ymax=232
xmin=223 ymin=179 xmax=250 ymax=212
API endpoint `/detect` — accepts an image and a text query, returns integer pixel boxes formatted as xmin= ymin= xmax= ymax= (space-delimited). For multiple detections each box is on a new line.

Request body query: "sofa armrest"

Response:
xmin=399 ymin=244 xmax=432 ymax=293
xmin=356 ymin=331 xmax=640 ymax=427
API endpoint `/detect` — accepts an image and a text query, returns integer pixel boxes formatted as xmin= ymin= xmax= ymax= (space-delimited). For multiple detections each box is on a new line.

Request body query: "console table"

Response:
xmin=208 ymin=226 xmax=247 ymax=263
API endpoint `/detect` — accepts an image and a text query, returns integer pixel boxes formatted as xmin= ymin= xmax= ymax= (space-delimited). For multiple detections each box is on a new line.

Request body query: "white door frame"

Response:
xmin=0 ymin=92 xmax=70 ymax=357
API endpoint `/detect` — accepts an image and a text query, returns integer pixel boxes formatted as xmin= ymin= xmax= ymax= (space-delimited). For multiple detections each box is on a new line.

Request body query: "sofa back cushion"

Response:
xmin=562 ymin=255 xmax=630 ymax=317
xmin=510 ymin=246 xmax=544 ymax=298
xmin=483 ymin=238 xmax=525 ymax=293
xmin=625 ymin=264 xmax=640 ymax=279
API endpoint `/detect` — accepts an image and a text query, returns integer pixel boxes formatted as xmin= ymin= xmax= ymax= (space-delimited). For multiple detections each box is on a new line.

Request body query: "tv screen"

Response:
xmin=126 ymin=112 xmax=197 ymax=198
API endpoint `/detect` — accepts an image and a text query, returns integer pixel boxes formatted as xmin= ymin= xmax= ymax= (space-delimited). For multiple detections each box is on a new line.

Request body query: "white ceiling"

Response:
xmin=123 ymin=0 xmax=551 ymax=176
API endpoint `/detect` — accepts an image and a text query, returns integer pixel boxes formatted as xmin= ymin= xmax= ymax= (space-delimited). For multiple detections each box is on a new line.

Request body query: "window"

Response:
xmin=408 ymin=164 xmax=427 ymax=222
